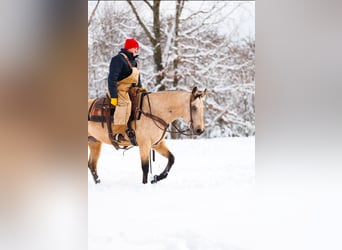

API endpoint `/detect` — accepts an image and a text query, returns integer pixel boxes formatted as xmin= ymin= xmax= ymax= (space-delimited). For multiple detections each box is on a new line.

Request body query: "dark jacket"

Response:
xmin=108 ymin=48 xmax=142 ymax=98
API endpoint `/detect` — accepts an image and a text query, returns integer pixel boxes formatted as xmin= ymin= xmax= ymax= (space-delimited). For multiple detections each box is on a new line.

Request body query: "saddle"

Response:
xmin=88 ymin=88 xmax=148 ymax=149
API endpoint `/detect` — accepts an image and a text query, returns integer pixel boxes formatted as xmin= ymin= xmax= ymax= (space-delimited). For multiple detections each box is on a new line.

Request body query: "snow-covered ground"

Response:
xmin=88 ymin=137 xmax=255 ymax=250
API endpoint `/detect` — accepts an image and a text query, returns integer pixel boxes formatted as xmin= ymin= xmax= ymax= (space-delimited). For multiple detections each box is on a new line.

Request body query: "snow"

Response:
xmin=88 ymin=137 xmax=255 ymax=250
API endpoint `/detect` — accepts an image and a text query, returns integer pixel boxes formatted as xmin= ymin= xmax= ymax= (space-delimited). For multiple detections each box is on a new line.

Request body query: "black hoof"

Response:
xmin=95 ymin=179 xmax=101 ymax=184
xmin=151 ymin=175 xmax=158 ymax=184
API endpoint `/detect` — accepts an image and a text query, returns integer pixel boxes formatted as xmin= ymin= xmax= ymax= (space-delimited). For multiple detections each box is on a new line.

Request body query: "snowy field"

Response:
xmin=88 ymin=137 xmax=255 ymax=250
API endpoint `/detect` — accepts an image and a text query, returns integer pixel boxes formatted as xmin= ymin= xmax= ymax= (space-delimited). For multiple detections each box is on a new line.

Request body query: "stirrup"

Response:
xmin=113 ymin=134 xmax=124 ymax=142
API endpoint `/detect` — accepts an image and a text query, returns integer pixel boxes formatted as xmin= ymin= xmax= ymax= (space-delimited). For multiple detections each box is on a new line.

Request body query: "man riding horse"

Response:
xmin=108 ymin=38 xmax=146 ymax=142
xmin=88 ymin=37 xmax=207 ymax=184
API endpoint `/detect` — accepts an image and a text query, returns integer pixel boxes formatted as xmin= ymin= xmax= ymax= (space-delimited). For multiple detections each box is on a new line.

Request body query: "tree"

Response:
xmin=173 ymin=0 xmax=185 ymax=88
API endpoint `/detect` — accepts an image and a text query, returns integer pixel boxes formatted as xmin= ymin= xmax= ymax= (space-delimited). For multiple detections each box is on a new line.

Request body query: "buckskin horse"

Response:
xmin=88 ymin=86 xmax=206 ymax=184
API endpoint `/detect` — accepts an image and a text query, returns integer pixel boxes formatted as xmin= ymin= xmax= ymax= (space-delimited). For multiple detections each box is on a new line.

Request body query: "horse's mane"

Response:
xmin=148 ymin=89 xmax=190 ymax=96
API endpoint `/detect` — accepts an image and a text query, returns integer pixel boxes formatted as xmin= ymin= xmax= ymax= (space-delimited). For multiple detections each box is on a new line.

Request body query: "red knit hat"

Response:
xmin=124 ymin=38 xmax=139 ymax=50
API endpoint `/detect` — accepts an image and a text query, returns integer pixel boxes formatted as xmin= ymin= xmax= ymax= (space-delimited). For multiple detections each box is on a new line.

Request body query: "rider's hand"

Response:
xmin=140 ymin=87 xmax=147 ymax=92
xmin=111 ymin=98 xmax=118 ymax=106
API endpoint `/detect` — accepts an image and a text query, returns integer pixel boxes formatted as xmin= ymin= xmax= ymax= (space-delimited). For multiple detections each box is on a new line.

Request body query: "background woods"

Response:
xmin=88 ymin=1 xmax=255 ymax=138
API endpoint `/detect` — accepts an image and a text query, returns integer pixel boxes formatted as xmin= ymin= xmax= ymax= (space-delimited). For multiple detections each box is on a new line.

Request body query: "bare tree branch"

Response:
xmin=179 ymin=0 xmax=185 ymax=14
xmin=126 ymin=0 xmax=155 ymax=44
xmin=143 ymin=0 xmax=153 ymax=10
xmin=181 ymin=5 xmax=215 ymax=21
xmin=88 ymin=0 xmax=100 ymax=27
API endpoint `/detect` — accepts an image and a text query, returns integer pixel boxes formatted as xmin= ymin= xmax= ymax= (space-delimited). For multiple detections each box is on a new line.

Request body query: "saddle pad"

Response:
xmin=88 ymin=97 xmax=114 ymax=123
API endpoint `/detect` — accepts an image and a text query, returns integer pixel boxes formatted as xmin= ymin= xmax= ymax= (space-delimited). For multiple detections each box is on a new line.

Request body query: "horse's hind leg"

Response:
xmin=151 ymin=140 xmax=175 ymax=184
xmin=88 ymin=137 xmax=102 ymax=184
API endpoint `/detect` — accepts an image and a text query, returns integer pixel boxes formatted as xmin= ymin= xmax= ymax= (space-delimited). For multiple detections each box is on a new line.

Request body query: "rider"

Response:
xmin=108 ymin=38 xmax=145 ymax=142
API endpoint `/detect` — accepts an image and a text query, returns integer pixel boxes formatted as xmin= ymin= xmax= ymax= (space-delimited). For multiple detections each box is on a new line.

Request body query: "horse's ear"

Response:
xmin=201 ymin=88 xmax=207 ymax=97
xmin=192 ymin=86 xmax=198 ymax=96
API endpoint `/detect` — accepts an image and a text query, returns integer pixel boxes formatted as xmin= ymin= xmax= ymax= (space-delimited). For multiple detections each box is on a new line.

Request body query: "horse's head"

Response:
xmin=190 ymin=86 xmax=207 ymax=135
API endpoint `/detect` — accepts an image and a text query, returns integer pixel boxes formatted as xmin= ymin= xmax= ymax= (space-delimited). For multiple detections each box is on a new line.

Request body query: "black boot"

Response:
xmin=126 ymin=129 xmax=137 ymax=146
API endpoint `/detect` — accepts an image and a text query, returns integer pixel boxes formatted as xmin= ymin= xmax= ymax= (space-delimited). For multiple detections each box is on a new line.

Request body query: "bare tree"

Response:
xmin=173 ymin=0 xmax=185 ymax=88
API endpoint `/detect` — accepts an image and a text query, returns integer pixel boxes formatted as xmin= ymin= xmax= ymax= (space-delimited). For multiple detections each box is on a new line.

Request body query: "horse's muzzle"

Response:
xmin=195 ymin=128 xmax=204 ymax=135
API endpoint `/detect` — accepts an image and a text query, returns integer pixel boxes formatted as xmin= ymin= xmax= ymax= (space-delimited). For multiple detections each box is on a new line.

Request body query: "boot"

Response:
xmin=126 ymin=128 xmax=137 ymax=146
xmin=126 ymin=129 xmax=135 ymax=139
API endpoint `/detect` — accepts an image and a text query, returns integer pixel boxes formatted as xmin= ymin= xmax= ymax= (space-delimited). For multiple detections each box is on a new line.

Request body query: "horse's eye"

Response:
xmin=191 ymin=105 xmax=197 ymax=111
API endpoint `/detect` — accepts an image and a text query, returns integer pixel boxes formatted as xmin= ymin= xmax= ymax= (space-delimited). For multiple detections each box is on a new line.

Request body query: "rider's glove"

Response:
xmin=110 ymin=98 xmax=118 ymax=106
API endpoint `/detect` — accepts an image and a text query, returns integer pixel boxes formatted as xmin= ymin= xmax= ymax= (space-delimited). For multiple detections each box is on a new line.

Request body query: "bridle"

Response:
xmin=189 ymin=92 xmax=198 ymax=132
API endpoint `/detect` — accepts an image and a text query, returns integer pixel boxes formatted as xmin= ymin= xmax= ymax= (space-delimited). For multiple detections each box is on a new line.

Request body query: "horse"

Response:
xmin=88 ymin=86 xmax=207 ymax=184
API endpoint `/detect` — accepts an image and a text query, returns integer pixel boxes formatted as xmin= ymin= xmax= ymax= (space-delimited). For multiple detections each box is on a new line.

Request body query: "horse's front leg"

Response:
xmin=151 ymin=140 xmax=175 ymax=184
xmin=138 ymin=144 xmax=151 ymax=184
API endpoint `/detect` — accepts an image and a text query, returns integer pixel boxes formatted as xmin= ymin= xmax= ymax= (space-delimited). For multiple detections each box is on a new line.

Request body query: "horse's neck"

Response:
xmin=145 ymin=91 xmax=190 ymax=124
